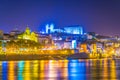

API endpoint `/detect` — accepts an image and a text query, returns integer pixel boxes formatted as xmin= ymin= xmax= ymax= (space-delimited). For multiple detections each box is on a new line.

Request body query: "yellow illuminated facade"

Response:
xmin=18 ymin=27 xmax=38 ymax=42
xmin=80 ymin=43 xmax=87 ymax=53
xmin=91 ymin=43 xmax=97 ymax=53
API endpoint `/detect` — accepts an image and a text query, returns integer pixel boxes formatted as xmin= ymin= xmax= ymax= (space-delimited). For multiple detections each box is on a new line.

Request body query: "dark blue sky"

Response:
xmin=0 ymin=0 xmax=120 ymax=36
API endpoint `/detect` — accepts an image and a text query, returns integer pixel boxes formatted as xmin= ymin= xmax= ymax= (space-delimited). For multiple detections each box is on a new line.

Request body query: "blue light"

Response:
xmin=45 ymin=23 xmax=55 ymax=34
xmin=2 ymin=61 xmax=8 ymax=80
xmin=50 ymin=23 xmax=54 ymax=33
xmin=64 ymin=26 xmax=83 ymax=34
xmin=68 ymin=60 xmax=86 ymax=80
xmin=72 ymin=40 xmax=77 ymax=49
xmin=18 ymin=61 xmax=24 ymax=80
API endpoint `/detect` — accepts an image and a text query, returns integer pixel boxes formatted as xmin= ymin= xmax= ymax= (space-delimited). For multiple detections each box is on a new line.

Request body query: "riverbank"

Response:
xmin=67 ymin=53 xmax=89 ymax=59
xmin=0 ymin=53 xmax=116 ymax=61
xmin=0 ymin=54 xmax=70 ymax=61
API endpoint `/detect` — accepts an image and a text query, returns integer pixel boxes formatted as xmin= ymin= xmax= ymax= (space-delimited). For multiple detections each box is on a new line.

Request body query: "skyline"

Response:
xmin=0 ymin=0 xmax=120 ymax=36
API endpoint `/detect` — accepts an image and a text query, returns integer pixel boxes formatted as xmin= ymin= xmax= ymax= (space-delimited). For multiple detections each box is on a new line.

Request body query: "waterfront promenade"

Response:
xmin=0 ymin=49 xmax=117 ymax=61
xmin=0 ymin=49 xmax=75 ymax=60
xmin=0 ymin=54 xmax=70 ymax=61
xmin=0 ymin=53 xmax=114 ymax=61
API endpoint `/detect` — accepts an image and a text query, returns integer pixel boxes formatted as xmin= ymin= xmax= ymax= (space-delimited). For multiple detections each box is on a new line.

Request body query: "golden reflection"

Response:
xmin=99 ymin=59 xmax=103 ymax=79
xmin=110 ymin=60 xmax=116 ymax=80
xmin=39 ymin=60 xmax=45 ymax=78
xmin=91 ymin=60 xmax=97 ymax=79
xmin=39 ymin=60 xmax=68 ymax=79
xmin=61 ymin=60 xmax=68 ymax=78
xmin=0 ymin=61 xmax=2 ymax=79
xmin=58 ymin=60 xmax=62 ymax=68
xmin=24 ymin=61 xmax=31 ymax=80
xmin=103 ymin=59 xmax=108 ymax=80
xmin=33 ymin=60 xmax=39 ymax=80
xmin=8 ymin=61 xmax=15 ymax=80
xmin=0 ymin=61 xmax=1 ymax=65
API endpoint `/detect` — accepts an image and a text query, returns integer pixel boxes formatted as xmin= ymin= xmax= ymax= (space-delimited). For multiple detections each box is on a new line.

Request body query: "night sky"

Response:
xmin=0 ymin=0 xmax=120 ymax=36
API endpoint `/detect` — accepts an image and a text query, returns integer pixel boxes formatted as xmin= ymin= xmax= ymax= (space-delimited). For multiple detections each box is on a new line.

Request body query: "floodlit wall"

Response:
xmin=64 ymin=26 xmax=83 ymax=34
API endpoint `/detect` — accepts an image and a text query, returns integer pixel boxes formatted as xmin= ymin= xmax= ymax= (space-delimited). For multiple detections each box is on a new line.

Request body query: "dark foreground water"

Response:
xmin=0 ymin=59 xmax=120 ymax=80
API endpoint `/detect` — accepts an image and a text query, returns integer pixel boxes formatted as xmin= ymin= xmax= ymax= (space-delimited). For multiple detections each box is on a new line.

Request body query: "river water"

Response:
xmin=0 ymin=59 xmax=120 ymax=80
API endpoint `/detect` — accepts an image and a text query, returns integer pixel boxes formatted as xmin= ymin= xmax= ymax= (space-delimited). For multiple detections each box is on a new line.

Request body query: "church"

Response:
xmin=18 ymin=27 xmax=38 ymax=42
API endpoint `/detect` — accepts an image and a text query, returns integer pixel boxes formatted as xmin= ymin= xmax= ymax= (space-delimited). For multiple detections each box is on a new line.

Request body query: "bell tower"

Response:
xmin=45 ymin=23 xmax=54 ymax=34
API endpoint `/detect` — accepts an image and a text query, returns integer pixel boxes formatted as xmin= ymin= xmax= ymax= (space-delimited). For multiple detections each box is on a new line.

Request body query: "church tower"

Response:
xmin=25 ymin=27 xmax=31 ymax=35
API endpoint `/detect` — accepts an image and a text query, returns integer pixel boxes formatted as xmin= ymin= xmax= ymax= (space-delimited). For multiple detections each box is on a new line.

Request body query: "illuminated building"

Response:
xmin=18 ymin=27 xmax=38 ymax=42
xmin=64 ymin=41 xmax=72 ymax=49
xmin=64 ymin=25 xmax=83 ymax=34
xmin=54 ymin=40 xmax=64 ymax=49
xmin=72 ymin=40 xmax=77 ymax=49
xmin=10 ymin=29 xmax=21 ymax=36
xmin=39 ymin=23 xmax=83 ymax=35
xmin=80 ymin=43 xmax=87 ymax=53
xmin=44 ymin=23 xmax=64 ymax=34
xmin=53 ymin=29 xmax=64 ymax=33
xmin=45 ymin=23 xmax=54 ymax=33
xmin=0 ymin=29 xmax=21 ymax=40
xmin=38 ymin=34 xmax=53 ymax=45
xmin=91 ymin=43 xmax=97 ymax=53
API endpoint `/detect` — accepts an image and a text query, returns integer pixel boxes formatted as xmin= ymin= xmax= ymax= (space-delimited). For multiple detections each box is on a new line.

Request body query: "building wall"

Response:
xmin=64 ymin=41 xmax=72 ymax=49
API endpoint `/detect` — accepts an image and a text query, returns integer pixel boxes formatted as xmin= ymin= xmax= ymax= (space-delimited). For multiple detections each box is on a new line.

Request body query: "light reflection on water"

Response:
xmin=0 ymin=59 xmax=120 ymax=80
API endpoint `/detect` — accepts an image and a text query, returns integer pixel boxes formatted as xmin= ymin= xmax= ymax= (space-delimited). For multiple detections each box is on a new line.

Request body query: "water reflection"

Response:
xmin=0 ymin=59 xmax=119 ymax=80
xmin=8 ymin=61 xmax=16 ymax=80
xmin=24 ymin=61 xmax=31 ymax=80
xmin=18 ymin=61 xmax=24 ymax=80
xmin=0 ymin=61 xmax=2 ymax=79
xmin=32 ymin=60 xmax=39 ymax=80
xmin=2 ymin=61 xmax=8 ymax=80
xmin=68 ymin=60 xmax=86 ymax=80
